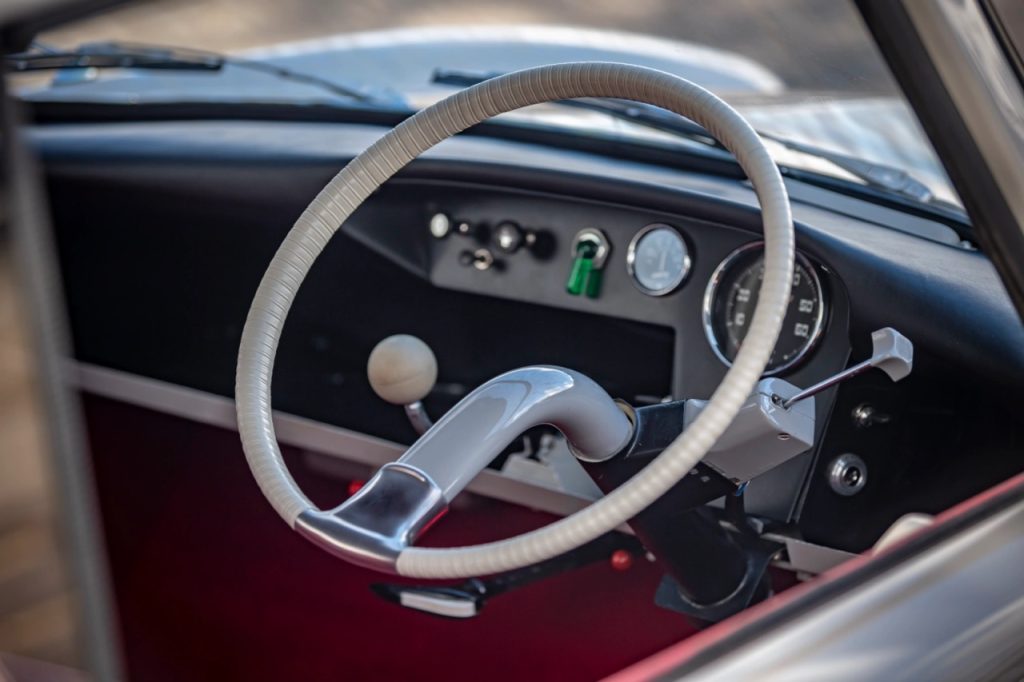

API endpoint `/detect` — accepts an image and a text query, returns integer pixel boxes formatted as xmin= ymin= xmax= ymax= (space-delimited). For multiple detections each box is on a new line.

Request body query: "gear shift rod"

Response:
xmin=367 ymin=335 xmax=437 ymax=435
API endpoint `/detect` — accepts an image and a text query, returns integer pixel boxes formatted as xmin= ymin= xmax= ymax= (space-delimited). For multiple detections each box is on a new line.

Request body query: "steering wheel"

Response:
xmin=236 ymin=62 xmax=794 ymax=579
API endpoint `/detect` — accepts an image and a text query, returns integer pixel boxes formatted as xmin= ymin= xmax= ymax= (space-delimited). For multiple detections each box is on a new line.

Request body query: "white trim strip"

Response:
xmin=68 ymin=362 xmax=598 ymax=518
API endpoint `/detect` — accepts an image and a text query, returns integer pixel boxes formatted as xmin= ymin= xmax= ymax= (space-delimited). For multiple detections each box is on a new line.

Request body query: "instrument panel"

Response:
xmin=393 ymin=190 xmax=839 ymax=386
xmin=347 ymin=183 xmax=853 ymax=522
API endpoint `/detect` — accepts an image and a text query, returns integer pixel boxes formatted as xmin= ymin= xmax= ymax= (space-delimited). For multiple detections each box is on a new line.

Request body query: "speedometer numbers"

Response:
xmin=703 ymin=242 xmax=826 ymax=375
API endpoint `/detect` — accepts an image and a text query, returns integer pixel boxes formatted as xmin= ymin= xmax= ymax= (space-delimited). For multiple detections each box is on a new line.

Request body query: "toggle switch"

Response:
xmin=566 ymin=228 xmax=609 ymax=299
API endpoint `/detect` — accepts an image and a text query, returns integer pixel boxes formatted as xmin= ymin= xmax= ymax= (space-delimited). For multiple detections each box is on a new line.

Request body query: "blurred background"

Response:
xmin=0 ymin=0 xmax=887 ymax=674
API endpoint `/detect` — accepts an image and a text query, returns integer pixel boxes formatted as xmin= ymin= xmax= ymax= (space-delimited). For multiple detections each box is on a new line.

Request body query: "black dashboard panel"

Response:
xmin=32 ymin=119 xmax=1024 ymax=550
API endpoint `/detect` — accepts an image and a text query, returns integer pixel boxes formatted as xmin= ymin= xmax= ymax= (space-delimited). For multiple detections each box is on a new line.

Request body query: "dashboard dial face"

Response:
xmin=704 ymin=243 xmax=826 ymax=374
xmin=627 ymin=224 xmax=691 ymax=296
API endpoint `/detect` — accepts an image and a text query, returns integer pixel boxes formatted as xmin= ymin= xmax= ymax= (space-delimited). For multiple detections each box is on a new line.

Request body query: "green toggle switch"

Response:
xmin=566 ymin=238 xmax=606 ymax=298
xmin=584 ymin=265 xmax=603 ymax=298
xmin=566 ymin=242 xmax=597 ymax=296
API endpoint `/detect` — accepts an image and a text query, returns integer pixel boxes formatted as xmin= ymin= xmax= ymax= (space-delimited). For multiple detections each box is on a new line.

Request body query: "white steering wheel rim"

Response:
xmin=236 ymin=62 xmax=794 ymax=579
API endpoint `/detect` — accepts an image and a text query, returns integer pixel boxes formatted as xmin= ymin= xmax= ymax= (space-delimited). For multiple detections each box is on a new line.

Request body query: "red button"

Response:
xmin=610 ymin=549 xmax=633 ymax=572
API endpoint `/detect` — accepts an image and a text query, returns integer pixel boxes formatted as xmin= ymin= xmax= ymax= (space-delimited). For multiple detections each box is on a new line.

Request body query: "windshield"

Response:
xmin=25 ymin=0 xmax=962 ymax=208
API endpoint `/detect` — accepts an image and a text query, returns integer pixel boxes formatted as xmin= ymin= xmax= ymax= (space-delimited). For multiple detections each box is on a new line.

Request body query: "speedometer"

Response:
xmin=703 ymin=242 xmax=826 ymax=375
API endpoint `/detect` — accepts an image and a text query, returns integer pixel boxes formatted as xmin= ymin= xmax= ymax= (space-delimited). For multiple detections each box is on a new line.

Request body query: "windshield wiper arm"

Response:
xmin=755 ymin=132 xmax=934 ymax=203
xmin=432 ymin=67 xmax=939 ymax=205
xmin=432 ymin=68 xmax=720 ymax=147
xmin=7 ymin=41 xmax=406 ymax=108
xmin=7 ymin=45 xmax=221 ymax=72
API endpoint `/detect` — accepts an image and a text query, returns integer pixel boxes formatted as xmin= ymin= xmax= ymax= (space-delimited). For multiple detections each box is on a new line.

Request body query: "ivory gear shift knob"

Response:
xmin=367 ymin=335 xmax=438 ymax=405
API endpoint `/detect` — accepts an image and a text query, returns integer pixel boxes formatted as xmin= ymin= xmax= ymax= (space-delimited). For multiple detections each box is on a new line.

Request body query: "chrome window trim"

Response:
xmin=905 ymin=0 xmax=1024 ymax=235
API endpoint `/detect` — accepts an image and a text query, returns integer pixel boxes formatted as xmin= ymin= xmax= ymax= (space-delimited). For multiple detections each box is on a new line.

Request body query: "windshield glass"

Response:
xmin=25 ymin=0 xmax=962 ymax=208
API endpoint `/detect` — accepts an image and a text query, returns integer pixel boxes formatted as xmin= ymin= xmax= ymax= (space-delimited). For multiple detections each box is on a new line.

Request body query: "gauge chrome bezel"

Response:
xmin=626 ymin=223 xmax=692 ymax=297
xmin=702 ymin=241 xmax=827 ymax=376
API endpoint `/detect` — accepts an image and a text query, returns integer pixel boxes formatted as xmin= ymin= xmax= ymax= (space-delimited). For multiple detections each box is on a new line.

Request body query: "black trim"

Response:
xmin=23 ymin=98 xmax=972 ymax=236
xmin=25 ymin=99 xmax=748 ymax=181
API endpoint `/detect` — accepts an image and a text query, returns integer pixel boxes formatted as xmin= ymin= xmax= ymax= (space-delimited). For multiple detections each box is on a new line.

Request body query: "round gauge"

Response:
xmin=703 ymin=242 xmax=826 ymax=375
xmin=627 ymin=224 xmax=692 ymax=296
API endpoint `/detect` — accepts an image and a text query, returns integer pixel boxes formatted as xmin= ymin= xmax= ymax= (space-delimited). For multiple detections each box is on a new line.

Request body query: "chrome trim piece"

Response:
xmin=828 ymin=453 xmax=868 ymax=496
xmin=773 ymin=536 xmax=856 ymax=575
xmin=9 ymin=108 xmax=124 ymax=679
xmin=570 ymin=227 xmax=610 ymax=268
xmin=399 ymin=590 xmax=478 ymax=618
xmin=684 ymin=500 xmax=1024 ymax=682
xmin=403 ymin=400 xmax=433 ymax=435
xmin=625 ymin=223 xmax=692 ymax=296
xmin=702 ymin=241 xmax=826 ymax=376
xmin=905 ymin=0 xmax=1024 ymax=237
xmin=296 ymin=462 xmax=447 ymax=573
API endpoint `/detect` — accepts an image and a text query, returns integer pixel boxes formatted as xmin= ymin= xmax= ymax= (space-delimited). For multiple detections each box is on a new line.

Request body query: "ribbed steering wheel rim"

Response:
xmin=235 ymin=62 xmax=794 ymax=578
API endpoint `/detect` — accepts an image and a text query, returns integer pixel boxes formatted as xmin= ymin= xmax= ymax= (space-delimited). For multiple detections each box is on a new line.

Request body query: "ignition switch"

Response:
xmin=566 ymin=228 xmax=610 ymax=299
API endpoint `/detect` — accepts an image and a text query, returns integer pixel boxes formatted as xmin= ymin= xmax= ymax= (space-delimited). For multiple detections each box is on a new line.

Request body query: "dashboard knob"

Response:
xmin=367 ymin=334 xmax=438 ymax=406
xmin=494 ymin=221 xmax=525 ymax=253
xmin=428 ymin=212 xmax=452 ymax=239
xmin=459 ymin=248 xmax=498 ymax=271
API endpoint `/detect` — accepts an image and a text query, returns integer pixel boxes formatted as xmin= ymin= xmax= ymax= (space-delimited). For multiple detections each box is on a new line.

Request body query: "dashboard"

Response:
xmin=32 ymin=119 xmax=1024 ymax=557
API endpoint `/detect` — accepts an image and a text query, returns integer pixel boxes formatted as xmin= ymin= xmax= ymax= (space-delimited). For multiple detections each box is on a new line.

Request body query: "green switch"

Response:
xmin=584 ymin=265 xmax=603 ymax=298
xmin=566 ymin=231 xmax=608 ymax=299
xmin=566 ymin=242 xmax=597 ymax=296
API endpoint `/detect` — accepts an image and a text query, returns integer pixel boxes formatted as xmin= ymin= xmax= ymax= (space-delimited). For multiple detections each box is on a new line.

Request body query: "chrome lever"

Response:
xmin=779 ymin=327 xmax=913 ymax=409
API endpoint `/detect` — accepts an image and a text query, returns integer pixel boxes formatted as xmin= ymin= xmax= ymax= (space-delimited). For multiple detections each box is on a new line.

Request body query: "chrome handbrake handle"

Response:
xmin=296 ymin=366 xmax=633 ymax=573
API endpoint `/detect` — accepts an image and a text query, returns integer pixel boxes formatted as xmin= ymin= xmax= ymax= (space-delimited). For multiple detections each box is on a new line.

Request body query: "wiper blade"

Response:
xmin=8 ymin=41 xmax=407 ymax=108
xmin=432 ymin=68 xmax=720 ymax=147
xmin=432 ymin=68 xmax=939 ymax=205
xmin=757 ymin=132 xmax=934 ymax=203
xmin=7 ymin=44 xmax=221 ymax=72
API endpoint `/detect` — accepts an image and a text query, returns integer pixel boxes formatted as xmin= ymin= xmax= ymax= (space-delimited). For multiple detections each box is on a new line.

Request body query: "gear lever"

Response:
xmin=367 ymin=335 xmax=437 ymax=435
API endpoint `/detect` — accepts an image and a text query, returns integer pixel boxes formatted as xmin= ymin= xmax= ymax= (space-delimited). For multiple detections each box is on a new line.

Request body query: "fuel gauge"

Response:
xmin=626 ymin=223 xmax=691 ymax=296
